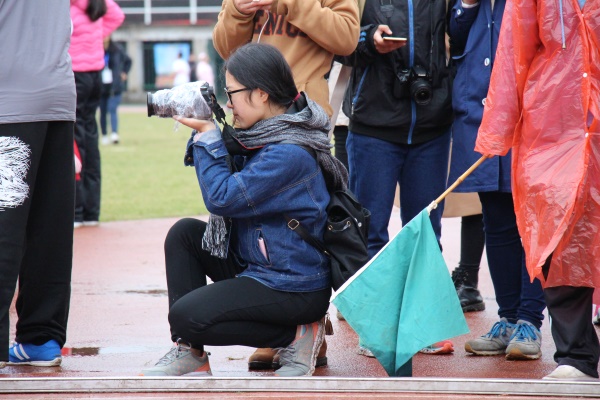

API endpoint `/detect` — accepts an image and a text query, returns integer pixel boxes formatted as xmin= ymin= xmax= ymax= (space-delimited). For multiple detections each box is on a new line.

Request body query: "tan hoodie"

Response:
xmin=213 ymin=0 xmax=360 ymax=117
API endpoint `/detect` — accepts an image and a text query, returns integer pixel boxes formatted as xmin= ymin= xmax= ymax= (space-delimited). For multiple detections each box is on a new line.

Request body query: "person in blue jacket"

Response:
xmin=447 ymin=0 xmax=546 ymax=361
xmin=99 ymin=36 xmax=132 ymax=145
xmin=141 ymin=43 xmax=348 ymax=378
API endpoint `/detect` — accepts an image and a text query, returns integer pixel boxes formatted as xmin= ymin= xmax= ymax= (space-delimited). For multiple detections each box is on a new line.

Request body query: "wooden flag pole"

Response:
xmin=433 ymin=155 xmax=490 ymax=206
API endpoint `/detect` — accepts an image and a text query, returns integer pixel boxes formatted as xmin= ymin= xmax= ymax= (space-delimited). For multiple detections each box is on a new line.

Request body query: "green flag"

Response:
xmin=331 ymin=208 xmax=469 ymax=376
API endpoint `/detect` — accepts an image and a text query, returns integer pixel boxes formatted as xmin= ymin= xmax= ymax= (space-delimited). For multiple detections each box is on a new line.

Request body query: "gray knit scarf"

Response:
xmin=202 ymin=95 xmax=348 ymax=258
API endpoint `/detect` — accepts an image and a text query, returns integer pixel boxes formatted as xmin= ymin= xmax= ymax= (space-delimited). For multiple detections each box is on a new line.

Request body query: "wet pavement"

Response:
xmin=2 ymin=212 xmax=600 ymax=398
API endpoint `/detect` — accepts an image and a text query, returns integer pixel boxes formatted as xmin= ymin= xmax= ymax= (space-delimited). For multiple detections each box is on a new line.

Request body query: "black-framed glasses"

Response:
xmin=224 ymin=87 xmax=252 ymax=104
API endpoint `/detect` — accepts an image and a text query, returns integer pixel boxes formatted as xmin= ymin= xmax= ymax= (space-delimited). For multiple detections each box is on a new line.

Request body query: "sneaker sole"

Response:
xmin=462 ymin=302 xmax=486 ymax=312
xmin=7 ymin=357 xmax=62 ymax=367
xmin=543 ymin=375 xmax=599 ymax=381
xmin=464 ymin=343 xmax=505 ymax=356
xmin=271 ymin=356 xmax=328 ymax=370
xmin=420 ymin=344 xmax=454 ymax=355
xmin=505 ymin=348 xmax=541 ymax=361
xmin=306 ymin=323 xmax=325 ymax=376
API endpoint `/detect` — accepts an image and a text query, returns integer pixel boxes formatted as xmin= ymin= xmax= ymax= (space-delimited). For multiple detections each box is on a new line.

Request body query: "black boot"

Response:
xmin=452 ymin=265 xmax=485 ymax=312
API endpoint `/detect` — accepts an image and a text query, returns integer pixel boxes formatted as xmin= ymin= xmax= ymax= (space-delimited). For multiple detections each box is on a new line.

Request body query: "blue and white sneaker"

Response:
xmin=8 ymin=340 xmax=62 ymax=366
xmin=505 ymin=320 xmax=542 ymax=360
xmin=465 ymin=318 xmax=516 ymax=355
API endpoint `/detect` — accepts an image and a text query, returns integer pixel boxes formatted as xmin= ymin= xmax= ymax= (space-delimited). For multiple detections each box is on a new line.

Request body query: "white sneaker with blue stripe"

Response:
xmin=8 ymin=340 xmax=62 ymax=366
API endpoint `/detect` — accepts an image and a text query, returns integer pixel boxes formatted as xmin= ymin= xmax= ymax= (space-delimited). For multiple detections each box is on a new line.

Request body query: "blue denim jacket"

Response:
xmin=190 ymin=131 xmax=331 ymax=292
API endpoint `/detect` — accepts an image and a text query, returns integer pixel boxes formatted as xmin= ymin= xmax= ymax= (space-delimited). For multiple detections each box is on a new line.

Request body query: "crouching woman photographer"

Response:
xmin=141 ymin=43 xmax=348 ymax=377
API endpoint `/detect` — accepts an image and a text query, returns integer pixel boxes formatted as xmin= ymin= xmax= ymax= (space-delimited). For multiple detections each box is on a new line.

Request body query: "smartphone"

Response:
xmin=383 ymin=36 xmax=408 ymax=42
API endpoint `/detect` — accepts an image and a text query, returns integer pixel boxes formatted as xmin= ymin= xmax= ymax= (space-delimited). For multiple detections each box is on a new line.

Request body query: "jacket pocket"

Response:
xmin=254 ymin=229 xmax=271 ymax=265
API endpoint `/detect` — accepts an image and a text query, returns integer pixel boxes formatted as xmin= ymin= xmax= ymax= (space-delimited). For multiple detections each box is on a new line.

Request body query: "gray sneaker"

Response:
xmin=140 ymin=340 xmax=211 ymax=376
xmin=465 ymin=318 xmax=516 ymax=355
xmin=275 ymin=321 xmax=324 ymax=377
xmin=0 ymin=361 xmax=5 ymax=369
xmin=505 ymin=320 xmax=542 ymax=360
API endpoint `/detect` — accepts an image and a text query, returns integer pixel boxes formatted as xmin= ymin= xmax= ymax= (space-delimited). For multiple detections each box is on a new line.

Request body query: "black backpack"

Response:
xmin=285 ymin=148 xmax=371 ymax=291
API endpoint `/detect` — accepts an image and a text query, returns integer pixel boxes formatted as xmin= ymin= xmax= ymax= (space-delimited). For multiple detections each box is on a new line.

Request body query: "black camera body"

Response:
xmin=394 ymin=65 xmax=433 ymax=105
xmin=199 ymin=83 xmax=261 ymax=157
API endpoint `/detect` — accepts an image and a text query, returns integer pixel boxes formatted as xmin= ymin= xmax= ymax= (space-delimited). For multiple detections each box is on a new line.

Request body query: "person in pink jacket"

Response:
xmin=69 ymin=0 xmax=124 ymax=228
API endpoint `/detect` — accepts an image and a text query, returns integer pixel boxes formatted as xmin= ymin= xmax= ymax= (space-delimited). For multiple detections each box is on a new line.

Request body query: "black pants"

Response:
xmin=458 ymin=214 xmax=484 ymax=271
xmin=0 ymin=121 xmax=75 ymax=361
xmin=74 ymin=71 xmax=102 ymax=222
xmin=543 ymin=256 xmax=600 ymax=377
xmin=164 ymin=218 xmax=331 ymax=352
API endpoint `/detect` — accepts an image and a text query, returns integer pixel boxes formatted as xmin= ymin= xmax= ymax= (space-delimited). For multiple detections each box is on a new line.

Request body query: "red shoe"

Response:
xmin=419 ymin=340 xmax=454 ymax=354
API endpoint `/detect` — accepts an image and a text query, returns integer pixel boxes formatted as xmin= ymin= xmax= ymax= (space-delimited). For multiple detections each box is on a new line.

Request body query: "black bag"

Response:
xmin=286 ymin=188 xmax=371 ymax=291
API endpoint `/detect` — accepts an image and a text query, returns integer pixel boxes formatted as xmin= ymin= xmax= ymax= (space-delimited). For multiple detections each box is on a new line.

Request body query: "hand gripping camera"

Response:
xmin=199 ymin=83 xmax=263 ymax=157
xmin=395 ymin=64 xmax=433 ymax=106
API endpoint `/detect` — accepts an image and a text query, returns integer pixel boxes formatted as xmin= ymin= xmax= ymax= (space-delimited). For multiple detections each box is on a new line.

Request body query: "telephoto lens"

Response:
xmin=147 ymin=81 xmax=212 ymax=119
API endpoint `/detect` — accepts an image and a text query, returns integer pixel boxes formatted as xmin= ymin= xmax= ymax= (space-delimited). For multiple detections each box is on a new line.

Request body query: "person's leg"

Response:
xmin=81 ymin=71 xmax=102 ymax=222
xmin=144 ymin=274 xmax=330 ymax=377
xmin=142 ymin=218 xmax=246 ymax=376
xmin=479 ymin=191 xmax=529 ymax=324
xmin=15 ymin=122 xmax=75 ymax=348
xmin=452 ymin=214 xmax=485 ymax=312
xmin=347 ymin=131 xmax=401 ymax=258
xmin=168 ymin=277 xmax=330 ymax=351
xmin=163 ymin=218 xmax=244 ymax=316
xmin=544 ymin=285 xmax=599 ymax=378
xmin=398 ymin=128 xmax=452 ymax=359
xmin=467 ymin=191 xmax=544 ymax=358
xmin=333 ymin=125 xmax=349 ymax=170
xmin=399 ymin=127 xmax=451 ymax=243
xmin=0 ymin=123 xmax=46 ymax=362
xmin=541 ymin=255 xmax=599 ymax=379
xmin=99 ymin=93 xmax=109 ymax=137
xmin=108 ymin=94 xmax=122 ymax=143
xmin=73 ymin=72 xmax=92 ymax=223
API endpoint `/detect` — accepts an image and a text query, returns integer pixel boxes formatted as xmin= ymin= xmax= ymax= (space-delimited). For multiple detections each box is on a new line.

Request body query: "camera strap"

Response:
xmin=200 ymin=82 xmax=264 ymax=157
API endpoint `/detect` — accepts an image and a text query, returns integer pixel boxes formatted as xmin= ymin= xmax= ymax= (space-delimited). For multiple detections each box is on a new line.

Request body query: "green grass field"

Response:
xmin=99 ymin=110 xmax=208 ymax=222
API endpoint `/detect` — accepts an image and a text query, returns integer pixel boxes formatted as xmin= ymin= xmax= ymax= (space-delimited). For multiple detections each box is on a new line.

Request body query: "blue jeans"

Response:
xmin=346 ymin=129 xmax=451 ymax=258
xmin=99 ymin=93 xmax=122 ymax=135
xmin=478 ymin=191 xmax=545 ymax=328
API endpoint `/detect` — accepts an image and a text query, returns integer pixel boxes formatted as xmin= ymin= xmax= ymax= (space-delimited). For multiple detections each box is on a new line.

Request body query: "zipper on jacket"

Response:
xmin=407 ymin=0 xmax=416 ymax=144
xmin=351 ymin=66 xmax=370 ymax=116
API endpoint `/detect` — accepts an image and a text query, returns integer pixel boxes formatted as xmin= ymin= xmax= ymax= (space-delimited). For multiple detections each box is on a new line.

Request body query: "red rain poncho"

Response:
xmin=475 ymin=0 xmax=600 ymax=288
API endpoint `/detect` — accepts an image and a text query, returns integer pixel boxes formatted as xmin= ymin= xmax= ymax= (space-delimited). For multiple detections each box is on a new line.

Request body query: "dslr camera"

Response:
xmin=394 ymin=65 xmax=433 ymax=106
xmin=147 ymin=81 xmax=212 ymax=119
xmin=199 ymin=83 xmax=261 ymax=157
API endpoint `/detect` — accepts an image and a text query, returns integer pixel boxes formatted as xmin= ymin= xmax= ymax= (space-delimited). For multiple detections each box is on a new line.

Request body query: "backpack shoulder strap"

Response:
xmin=284 ymin=215 xmax=329 ymax=256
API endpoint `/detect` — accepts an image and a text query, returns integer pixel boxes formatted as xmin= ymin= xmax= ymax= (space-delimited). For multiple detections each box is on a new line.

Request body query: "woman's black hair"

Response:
xmin=86 ymin=0 xmax=107 ymax=22
xmin=224 ymin=43 xmax=298 ymax=108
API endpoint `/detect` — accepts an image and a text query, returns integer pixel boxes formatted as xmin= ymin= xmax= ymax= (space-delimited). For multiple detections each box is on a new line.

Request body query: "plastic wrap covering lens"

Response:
xmin=147 ymin=81 xmax=212 ymax=119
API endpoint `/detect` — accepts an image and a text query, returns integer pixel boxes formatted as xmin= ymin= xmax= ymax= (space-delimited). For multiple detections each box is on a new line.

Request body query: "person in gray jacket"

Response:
xmin=0 ymin=0 xmax=76 ymax=368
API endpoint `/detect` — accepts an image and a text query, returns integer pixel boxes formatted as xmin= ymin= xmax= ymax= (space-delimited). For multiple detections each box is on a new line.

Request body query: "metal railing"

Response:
xmin=117 ymin=0 xmax=221 ymax=25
